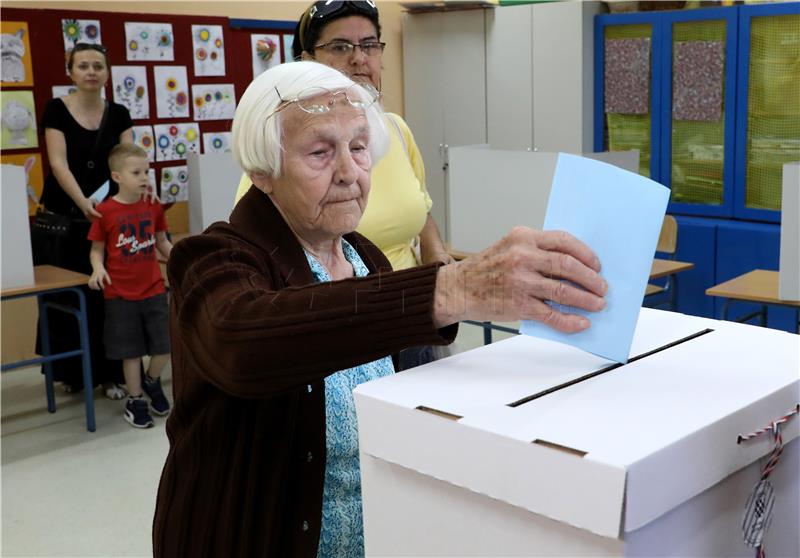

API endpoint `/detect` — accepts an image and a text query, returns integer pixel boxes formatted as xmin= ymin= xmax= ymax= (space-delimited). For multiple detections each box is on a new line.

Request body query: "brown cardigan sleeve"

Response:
xmin=167 ymin=231 xmax=456 ymax=400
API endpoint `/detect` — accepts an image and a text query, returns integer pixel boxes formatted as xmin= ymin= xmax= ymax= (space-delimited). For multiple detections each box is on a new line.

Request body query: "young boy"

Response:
xmin=88 ymin=144 xmax=173 ymax=428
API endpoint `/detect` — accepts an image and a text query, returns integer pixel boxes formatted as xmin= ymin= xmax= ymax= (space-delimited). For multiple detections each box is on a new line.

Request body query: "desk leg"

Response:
xmin=37 ymin=296 xmax=56 ymax=413
xmin=74 ymin=289 xmax=96 ymax=433
xmin=482 ymin=322 xmax=493 ymax=345
xmin=722 ymin=299 xmax=732 ymax=322
xmin=760 ymin=305 xmax=767 ymax=328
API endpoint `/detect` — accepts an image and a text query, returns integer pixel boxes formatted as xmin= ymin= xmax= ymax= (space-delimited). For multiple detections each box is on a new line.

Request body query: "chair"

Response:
xmin=645 ymin=215 xmax=678 ymax=309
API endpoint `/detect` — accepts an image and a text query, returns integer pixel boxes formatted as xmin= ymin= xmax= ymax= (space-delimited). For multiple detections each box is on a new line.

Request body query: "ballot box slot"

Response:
xmin=532 ymin=439 xmax=588 ymax=458
xmin=508 ymin=328 xmax=714 ymax=408
xmin=415 ymin=406 xmax=463 ymax=421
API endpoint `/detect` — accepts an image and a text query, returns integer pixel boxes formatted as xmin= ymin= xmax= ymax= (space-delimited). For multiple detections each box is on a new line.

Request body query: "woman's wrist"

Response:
xmin=432 ymin=263 xmax=466 ymax=328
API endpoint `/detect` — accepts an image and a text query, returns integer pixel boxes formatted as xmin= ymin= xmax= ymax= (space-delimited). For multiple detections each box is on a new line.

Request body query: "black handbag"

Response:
xmin=30 ymin=206 xmax=72 ymax=266
xmin=31 ymin=101 xmax=110 ymax=267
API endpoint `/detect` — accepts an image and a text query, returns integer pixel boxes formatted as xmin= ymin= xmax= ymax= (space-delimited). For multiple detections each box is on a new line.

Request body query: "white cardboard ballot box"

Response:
xmin=354 ymin=309 xmax=800 ymax=557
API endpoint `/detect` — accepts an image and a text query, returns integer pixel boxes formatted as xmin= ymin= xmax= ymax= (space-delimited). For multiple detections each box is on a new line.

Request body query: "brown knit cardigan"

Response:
xmin=152 ymin=186 xmax=457 ymax=557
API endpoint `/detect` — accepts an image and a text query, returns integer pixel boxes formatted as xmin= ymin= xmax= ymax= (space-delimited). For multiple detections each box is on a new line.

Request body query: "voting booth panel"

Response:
xmin=1 ymin=164 xmax=34 ymax=289
xmin=780 ymin=162 xmax=800 ymax=301
xmin=355 ymin=309 xmax=800 ymax=557
xmin=447 ymin=148 xmax=639 ymax=254
xmin=186 ymin=152 xmax=241 ymax=235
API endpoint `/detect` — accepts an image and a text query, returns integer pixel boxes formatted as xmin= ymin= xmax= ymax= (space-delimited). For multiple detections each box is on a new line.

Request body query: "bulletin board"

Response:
xmin=1 ymin=8 xmax=295 ymax=232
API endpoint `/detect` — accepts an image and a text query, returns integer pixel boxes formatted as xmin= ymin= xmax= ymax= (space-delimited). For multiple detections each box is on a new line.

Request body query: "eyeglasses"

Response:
xmin=314 ymin=40 xmax=385 ymax=58
xmin=266 ymin=83 xmax=379 ymax=120
xmin=307 ymin=1 xmax=377 ymax=22
xmin=71 ymin=43 xmax=107 ymax=54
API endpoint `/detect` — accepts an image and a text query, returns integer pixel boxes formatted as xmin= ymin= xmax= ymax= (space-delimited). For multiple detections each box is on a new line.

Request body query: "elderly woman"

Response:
xmin=152 ymin=61 xmax=607 ymax=557
xmin=237 ymin=0 xmax=452 ymax=371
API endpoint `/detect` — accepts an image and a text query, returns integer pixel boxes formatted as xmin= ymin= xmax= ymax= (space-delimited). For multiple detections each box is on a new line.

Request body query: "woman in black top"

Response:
xmin=38 ymin=43 xmax=133 ymax=394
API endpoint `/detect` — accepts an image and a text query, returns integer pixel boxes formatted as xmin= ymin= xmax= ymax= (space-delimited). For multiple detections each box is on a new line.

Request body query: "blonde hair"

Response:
xmin=232 ymin=61 xmax=389 ymax=178
xmin=108 ymin=143 xmax=148 ymax=172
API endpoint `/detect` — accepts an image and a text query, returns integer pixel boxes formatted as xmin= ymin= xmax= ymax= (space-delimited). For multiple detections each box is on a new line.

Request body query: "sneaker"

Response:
xmin=142 ymin=374 xmax=171 ymax=416
xmin=124 ymin=398 xmax=154 ymax=429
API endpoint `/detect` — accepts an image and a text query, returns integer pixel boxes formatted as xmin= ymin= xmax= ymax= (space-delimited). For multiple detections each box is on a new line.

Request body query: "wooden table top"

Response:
xmin=706 ymin=269 xmax=800 ymax=306
xmin=1 ymin=265 xmax=90 ymax=298
xmin=649 ymin=258 xmax=694 ymax=280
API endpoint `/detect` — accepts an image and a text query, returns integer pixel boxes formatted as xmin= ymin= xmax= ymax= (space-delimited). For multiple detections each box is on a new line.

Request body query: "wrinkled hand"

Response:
xmin=88 ymin=268 xmax=112 ymax=291
xmin=80 ymin=197 xmax=102 ymax=219
xmin=433 ymin=227 xmax=607 ymax=333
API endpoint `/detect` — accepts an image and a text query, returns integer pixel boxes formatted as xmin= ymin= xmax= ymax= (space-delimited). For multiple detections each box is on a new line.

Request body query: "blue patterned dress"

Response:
xmin=303 ymin=239 xmax=395 ymax=558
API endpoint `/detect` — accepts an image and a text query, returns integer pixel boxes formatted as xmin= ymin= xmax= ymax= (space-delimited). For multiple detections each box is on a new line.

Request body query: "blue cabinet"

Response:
xmin=595 ymin=3 xmax=800 ymax=221
xmin=596 ymin=3 xmax=800 ymax=332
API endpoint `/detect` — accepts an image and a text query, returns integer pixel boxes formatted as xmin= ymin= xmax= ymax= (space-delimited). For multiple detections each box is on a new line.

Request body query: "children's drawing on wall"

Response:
xmin=202 ymin=132 xmax=232 ymax=154
xmin=132 ymin=125 xmax=155 ymax=162
xmin=192 ymin=84 xmax=236 ymax=121
xmin=251 ymin=34 xmax=280 ymax=79
xmin=192 ymin=24 xmax=225 ymax=77
xmin=1 ymin=152 xmax=44 ymax=215
xmin=111 ymin=65 xmax=150 ymax=119
xmin=125 ymin=22 xmax=175 ymax=61
xmin=153 ymin=66 xmax=189 ymax=119
xmin=160 ymin=165 xmax=189 ymax=203
xmin=148 ymin=168 xmax=157 ymax=195
xmin=1 ymin=21 xmax=33 ymax=87
xmin=1 ymin=90 xmax=37 ymax=149
xmin=283 ymin=34 xmax=294 ymax=63
xmin=61 ymin=19 xmax=102 ymax=50
xmin=153 ymin=123 xmax=200 ymax=162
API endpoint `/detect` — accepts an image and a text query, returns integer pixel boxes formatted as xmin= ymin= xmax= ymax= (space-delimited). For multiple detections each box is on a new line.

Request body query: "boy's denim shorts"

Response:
xmin=104 ymin=293 xmax=170 ymax=359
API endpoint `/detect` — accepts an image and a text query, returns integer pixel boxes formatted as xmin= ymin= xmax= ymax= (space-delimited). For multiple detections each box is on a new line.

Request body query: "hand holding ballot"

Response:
xmin=433 ymin=226 xmax=608 ymax=333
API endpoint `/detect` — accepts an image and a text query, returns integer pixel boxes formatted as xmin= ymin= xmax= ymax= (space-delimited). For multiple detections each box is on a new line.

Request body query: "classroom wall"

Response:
xmin=2 ymin=1 xmax=409 ymax=116
xmin=1 ymin=0 xmax=412 ymax=364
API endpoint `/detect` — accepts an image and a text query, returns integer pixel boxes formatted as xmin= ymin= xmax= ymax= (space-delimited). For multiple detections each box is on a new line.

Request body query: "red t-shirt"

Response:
xmin=88 ymin=198 xmax=168 ymax=300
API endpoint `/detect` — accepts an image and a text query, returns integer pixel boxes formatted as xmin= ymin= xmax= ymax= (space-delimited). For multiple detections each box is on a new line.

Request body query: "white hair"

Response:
xmin=232 ymin=61 xmax=389 ymax=178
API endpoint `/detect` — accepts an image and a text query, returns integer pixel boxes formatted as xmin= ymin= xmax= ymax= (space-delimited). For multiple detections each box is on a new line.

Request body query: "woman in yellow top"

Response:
xmin=235 ymin=1 xmax=452 ymax=368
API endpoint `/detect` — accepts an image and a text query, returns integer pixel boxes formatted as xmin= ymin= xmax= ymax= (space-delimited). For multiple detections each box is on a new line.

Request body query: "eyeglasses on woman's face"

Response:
xmin=267 ymin=83 xmax=379 ymax=120
xmin=313 ymin=40 xmax=385 ymax=58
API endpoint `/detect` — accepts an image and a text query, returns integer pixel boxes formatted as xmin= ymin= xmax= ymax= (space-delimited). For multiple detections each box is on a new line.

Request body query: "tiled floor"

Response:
xmin=1 ymin=322 xmax=518 ymax=557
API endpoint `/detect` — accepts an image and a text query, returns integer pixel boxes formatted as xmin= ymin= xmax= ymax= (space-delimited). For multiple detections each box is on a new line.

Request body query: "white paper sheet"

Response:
xmin=191 ymin=84 xmax=235 ymax=121
xmin=132 ymin=125 xmax=155 ymax=162
xmin=125 ymin=22 xmax=174 ymax=61
xmin=62 ymin=19 xmax=101 ymax=51
xmin=251 ymin=34 xmax=280 ymax=79
xmin=111 ymin=66 xmax=149 ymax=120
xmin=192 ymin=24 xmax=226 ymax=77
xmin=160 ymin=165 xmax=189 ymax=203
xmin=202 ymin=131 xmax=232 ymax=154
xmin=153 ymin=66 xmax=189 ymax=119
xmin=153 ymin=122 xmax=199 ymax=162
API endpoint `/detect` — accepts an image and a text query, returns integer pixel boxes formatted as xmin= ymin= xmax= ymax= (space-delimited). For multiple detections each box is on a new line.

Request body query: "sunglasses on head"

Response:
xmin=299 ymin=1 xmax=378 ymax=53
xmin=71 ymin=43 xmax=107 ymax=54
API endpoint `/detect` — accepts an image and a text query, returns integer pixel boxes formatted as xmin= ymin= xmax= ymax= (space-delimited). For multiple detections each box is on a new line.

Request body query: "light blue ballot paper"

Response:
xmin=89 ymin=180 xmax=109 ymax=201
xmin=520 ymin=153 xmax=669 ymax=363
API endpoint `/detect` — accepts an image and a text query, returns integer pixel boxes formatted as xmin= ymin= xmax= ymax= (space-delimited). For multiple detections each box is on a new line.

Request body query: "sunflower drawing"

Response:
xmin=63 ymin=20 xmax=81 ymax=44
